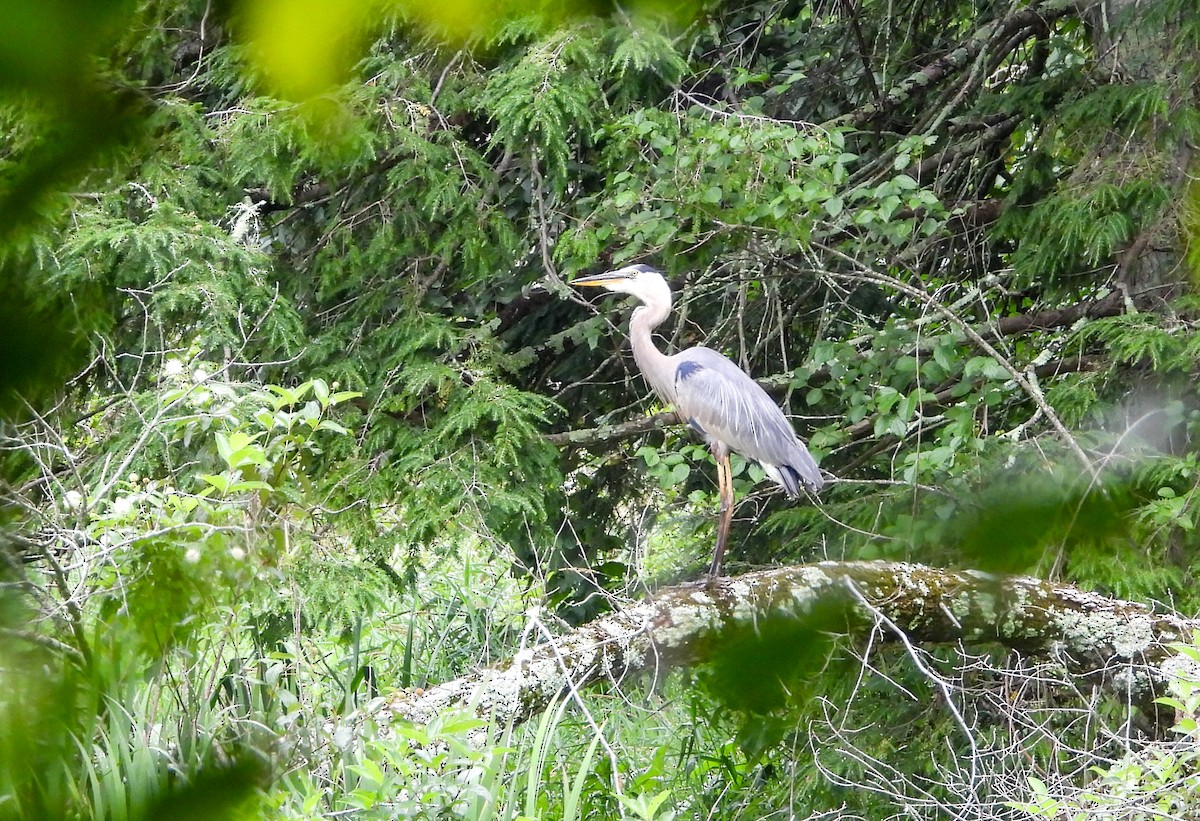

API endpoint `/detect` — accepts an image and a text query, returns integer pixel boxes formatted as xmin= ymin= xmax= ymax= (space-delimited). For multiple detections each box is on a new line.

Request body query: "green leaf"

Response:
xmin=932 ymin=340 xmax=957 ymax=371
xmin=214 ymin=432 xmax=234 ymax=467
xmin=874 ymin=387 xmax=900 ymax=414
xmin=668 ymin=462 xmax=690 ymax=485
xmin=200 ymin=474 xmax=230 ymax=493
xmin=228 ymin=479 xmax=274 ymax=493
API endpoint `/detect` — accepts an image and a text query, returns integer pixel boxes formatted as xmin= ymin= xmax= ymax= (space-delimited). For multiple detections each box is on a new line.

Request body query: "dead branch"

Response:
xmin=382 ymin=560 xmax=1198 ymax=727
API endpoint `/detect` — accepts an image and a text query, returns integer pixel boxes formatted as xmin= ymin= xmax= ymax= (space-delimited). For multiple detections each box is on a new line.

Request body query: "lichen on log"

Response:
xmin=380 ymin=561 xmax=1199 ymax=728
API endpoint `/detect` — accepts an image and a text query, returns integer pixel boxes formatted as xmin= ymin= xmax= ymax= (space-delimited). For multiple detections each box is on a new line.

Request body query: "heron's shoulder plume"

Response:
xmin=674 ymin=359 xmax=705 ymax=382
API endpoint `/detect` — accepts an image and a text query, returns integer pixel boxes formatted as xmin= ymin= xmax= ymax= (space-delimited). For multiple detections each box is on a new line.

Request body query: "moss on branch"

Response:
xmin=381 ymin=561 xmax=1197 ymax=728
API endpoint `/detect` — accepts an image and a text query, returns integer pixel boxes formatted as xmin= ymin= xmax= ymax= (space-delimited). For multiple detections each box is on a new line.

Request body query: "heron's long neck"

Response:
xmin=630 ymin=300 xmax=674 ymax=403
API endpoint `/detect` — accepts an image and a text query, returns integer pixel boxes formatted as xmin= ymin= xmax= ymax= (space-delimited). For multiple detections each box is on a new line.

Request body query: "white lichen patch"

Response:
xmin=653 ymin=600 xmax=722 ymax=647
xmin=724 ymin=577 xmax=756 ymax=600
xmin=720 ymin=583 xmax=758 ymax=624
xmin=903 ymin=574 xmax=934 ymax=599
xmin=475 ymin=669 xmax=528 ymax=715
xmin=1002 ymin=583 xmax=1032 ymax=625
xmin=1110 ymin=664 xmax=1154 ymax=693
xmin=1111 ymin=619 xmax=1157 ymax=658
xmin=1057 ymin=609 xmax=1156 ymax=658
xmin=1160 ymin=652 xmax=1200 ymax=691
xmin=786 ymin=566 xmax=835 ymax=609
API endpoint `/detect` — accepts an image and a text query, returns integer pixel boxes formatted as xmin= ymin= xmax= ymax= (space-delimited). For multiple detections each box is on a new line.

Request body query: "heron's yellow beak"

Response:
xmin=572 ymin=271 xmax=629 ymax=288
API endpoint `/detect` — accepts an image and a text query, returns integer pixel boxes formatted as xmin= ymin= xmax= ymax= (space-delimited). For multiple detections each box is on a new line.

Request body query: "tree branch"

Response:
xmin=836 ymin=0 xmax=1075 ymax=129
xmin=990 ymin=291 xmax=1125 ymax=338
xmin=815 ymin=250 xmax=1099 ymax=478
xmin=383 ymin=561 xmax=1197 ymax=727
xmin=545 ymin=410 xmax=680 ymax=449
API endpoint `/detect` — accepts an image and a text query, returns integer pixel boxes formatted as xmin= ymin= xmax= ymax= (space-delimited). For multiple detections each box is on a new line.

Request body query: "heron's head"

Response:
xmin=572 ymin=264 xmax=671 ymax=304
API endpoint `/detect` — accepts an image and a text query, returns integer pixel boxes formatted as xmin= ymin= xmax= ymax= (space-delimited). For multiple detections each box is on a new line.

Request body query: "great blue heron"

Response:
xmin=573 ymin=263 xmax=824 ymax=578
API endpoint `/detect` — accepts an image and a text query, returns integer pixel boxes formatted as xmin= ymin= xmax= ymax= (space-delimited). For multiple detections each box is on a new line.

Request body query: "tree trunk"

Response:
xmin=1075 ymin=0 xmax=1198 ymax=305
xmin=382 ymin=561 xmax=1199 ymax=728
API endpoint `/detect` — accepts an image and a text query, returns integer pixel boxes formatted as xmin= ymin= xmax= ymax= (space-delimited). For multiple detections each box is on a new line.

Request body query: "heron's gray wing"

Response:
xmin=669 ymin=347 xmax=822 ymax=493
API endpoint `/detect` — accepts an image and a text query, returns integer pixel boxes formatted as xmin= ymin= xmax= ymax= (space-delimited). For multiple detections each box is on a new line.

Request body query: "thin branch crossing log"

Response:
xmin=384 ymin=561 xmax=1199 ymax=727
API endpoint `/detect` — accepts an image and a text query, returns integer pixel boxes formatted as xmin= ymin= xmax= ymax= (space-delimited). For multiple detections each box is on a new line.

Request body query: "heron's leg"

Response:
xmin=709 ymin=449 xmax=734 ymax=580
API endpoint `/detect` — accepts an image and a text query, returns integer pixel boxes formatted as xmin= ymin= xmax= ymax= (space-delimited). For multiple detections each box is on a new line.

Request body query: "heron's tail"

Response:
xmin=779 ymin=445 xmax=824 ymax=497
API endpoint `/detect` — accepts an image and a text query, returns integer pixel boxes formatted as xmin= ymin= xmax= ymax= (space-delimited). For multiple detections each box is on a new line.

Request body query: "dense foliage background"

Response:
xmin=1 ymin=0 xmax=1198 ymax=817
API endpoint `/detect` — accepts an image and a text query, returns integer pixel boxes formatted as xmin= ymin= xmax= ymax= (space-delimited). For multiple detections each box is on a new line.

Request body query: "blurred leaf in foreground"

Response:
xmin=697 ymin=595 xmax=857 ymax=715
xmin=949 ymin=469 xmax=1136 ymax=574
xmin=0 ymin=0 xmax=147 ymax=240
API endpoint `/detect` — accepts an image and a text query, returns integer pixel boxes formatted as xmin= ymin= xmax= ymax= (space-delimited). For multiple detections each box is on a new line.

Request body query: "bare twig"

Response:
xmin=808 ymin=245 xmax=1099 ymax=479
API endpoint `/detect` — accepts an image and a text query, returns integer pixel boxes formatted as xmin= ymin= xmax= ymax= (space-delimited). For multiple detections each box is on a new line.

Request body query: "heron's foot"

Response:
xmin=705 ymin=556 xmax=724 ymax=586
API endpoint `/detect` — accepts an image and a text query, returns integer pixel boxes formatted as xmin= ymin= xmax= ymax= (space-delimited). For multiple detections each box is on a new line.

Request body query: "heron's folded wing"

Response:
xmin=670 ymin=349 xmax=798 ymax=465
